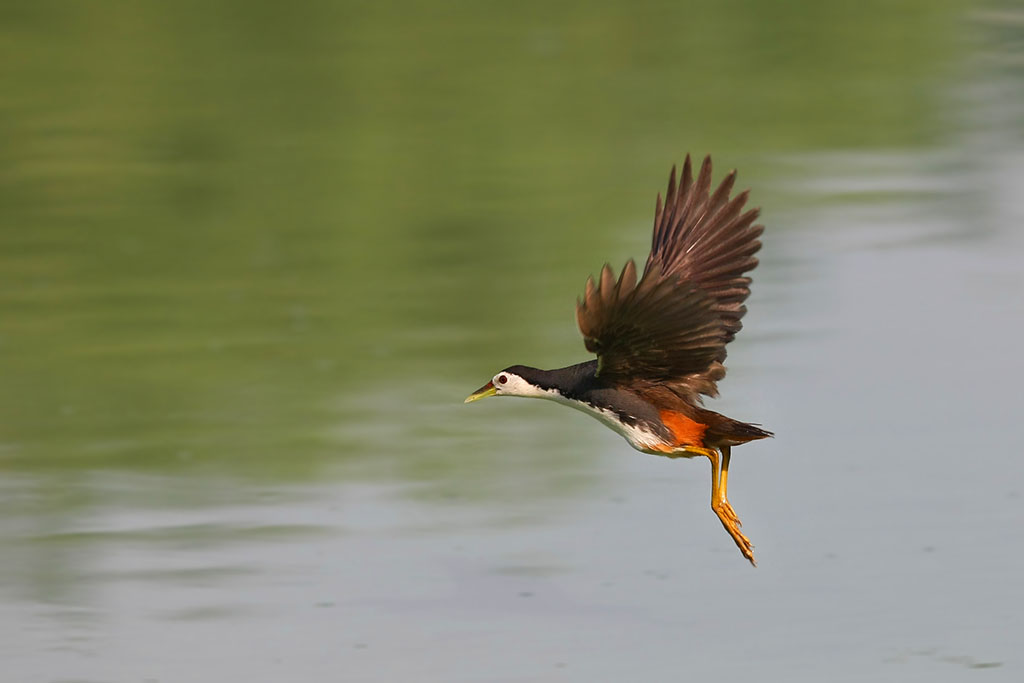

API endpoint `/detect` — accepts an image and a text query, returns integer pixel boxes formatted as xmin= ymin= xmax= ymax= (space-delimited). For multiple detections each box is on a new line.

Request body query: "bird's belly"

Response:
xmin=566 ymin=402 xmax=707 ymax=457
xmin=577 ymin=404 xmax=708 ymax=457
xmin=555 ymin=396 xmax=671 ymax=454
xmin=605 ymin=420 xmax=671 ymax=454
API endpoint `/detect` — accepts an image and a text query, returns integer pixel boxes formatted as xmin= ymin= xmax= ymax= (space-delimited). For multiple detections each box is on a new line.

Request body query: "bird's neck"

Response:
xmin=512 ymin=360 xmax=598 ymax=400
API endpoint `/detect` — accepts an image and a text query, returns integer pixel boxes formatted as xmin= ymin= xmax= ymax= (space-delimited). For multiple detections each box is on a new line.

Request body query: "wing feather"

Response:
xmin=575 ymin=155 xmax=764 ymax=399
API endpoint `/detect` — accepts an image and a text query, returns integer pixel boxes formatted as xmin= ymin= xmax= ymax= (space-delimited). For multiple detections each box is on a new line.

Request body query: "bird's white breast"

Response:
xmin=536 ymin=389 xmax=668 ymax=454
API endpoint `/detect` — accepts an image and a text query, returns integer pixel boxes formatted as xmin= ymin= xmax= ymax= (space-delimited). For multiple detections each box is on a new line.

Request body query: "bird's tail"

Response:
xmin=699 ymin=409 xmax=773 ymax=446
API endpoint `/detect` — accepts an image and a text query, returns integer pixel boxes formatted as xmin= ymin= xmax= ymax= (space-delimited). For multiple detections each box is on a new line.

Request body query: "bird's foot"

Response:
xmin=718 ymin=499 xmax=742 ymax=528
xmin=713 ymin=502 xmax=755 ymax=567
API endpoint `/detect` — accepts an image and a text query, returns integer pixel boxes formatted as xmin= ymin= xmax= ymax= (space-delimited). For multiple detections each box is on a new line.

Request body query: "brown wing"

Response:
xmin=576 ymin=155 xmax=763 ymax=399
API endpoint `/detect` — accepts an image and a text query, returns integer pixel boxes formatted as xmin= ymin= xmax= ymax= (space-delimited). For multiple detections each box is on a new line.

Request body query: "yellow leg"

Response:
xmin=683 ymin=445 xmax=755 ymax=566
xmin=718 ymin=445 xmax=741 ymax=528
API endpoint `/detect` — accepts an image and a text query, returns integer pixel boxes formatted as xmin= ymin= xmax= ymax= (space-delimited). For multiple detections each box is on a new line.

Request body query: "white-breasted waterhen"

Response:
xmin=465 ymin=155 xmax=772 ymax=565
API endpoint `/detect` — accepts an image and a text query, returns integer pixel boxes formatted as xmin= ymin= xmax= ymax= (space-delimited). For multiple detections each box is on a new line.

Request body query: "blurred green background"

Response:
xmin=2 ymin=1 xmax=1023 ymax=681
xmin=0 ymin=0 xmax=970 ymax=475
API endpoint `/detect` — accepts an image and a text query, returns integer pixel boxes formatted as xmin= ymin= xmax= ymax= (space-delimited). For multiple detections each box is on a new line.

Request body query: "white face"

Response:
xmin=491 ymin=371 xmax=552 ymax=399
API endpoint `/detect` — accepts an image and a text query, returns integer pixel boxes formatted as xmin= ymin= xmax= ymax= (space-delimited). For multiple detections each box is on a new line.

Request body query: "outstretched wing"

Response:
xmin=575 ymin=155 xmax=763 ymax=399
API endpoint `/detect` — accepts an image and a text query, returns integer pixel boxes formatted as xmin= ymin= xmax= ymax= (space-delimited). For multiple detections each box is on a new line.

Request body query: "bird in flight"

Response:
xmin=465 ymin=155 xmax=771 ymax=565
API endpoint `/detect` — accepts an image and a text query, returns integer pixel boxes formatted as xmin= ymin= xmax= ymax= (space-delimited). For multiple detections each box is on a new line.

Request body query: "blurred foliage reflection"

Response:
xmin=0 ymin=0 xmax=969 ymax=483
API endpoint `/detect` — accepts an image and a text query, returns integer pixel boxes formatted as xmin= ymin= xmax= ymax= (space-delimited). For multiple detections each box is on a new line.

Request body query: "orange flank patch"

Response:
xmin=658 ymin=410 xmax=708 ymax=448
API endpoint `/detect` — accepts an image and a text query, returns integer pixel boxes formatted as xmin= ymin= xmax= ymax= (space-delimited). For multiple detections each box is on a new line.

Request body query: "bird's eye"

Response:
xmin=497 ymin=374 xmax=508 ymax=385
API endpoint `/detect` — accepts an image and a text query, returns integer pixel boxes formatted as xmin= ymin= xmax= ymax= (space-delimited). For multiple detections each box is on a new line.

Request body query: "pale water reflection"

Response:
xmin=2 ymin=1 xmax=1024 ymax=681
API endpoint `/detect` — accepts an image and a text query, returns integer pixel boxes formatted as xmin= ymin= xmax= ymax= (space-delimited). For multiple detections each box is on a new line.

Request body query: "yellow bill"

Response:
xmin=464 ymin=381 xmax=497 ymax=403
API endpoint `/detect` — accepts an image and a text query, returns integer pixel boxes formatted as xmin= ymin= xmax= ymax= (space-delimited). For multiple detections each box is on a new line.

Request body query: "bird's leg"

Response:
xmin=683 ymin=445 xmax=755 ymax=566
xmin=717 ymin=445 xmax=741 ymax=528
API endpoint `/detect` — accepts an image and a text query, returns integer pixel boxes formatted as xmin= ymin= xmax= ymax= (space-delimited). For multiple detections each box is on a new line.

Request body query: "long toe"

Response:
xmin=719 ymin=500 xmax=742 ymax=528
xmin=714 ymin=505 xmax=756 ymax=566
xmin=733 ymin=530 xmax=756 ymax=566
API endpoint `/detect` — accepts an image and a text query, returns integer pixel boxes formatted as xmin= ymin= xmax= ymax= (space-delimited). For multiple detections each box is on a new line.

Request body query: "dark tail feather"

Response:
xmin=726 ymin=421 xmax=773 ymax=442
xmin=700 ymin=409 xmax=773 ymax=446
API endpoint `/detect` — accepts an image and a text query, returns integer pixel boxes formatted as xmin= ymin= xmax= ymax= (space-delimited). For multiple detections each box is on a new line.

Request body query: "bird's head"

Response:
xmin=464 ymin=366 xmax=548 ymax=403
